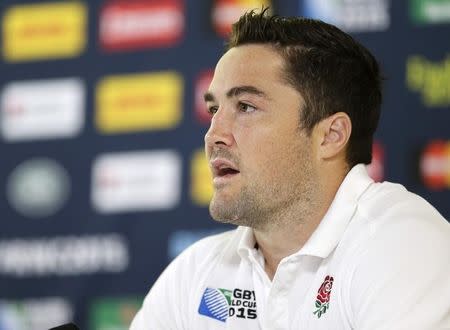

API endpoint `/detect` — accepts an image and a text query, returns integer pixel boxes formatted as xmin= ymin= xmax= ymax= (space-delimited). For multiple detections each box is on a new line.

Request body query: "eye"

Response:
xmin=207 ymin=105 xmax=218 ymax=115
xmin=238 ymin=102 xmax=257 ymax=113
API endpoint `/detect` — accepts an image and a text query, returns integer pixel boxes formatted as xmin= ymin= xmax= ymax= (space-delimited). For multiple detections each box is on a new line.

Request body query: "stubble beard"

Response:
xmin=209 ymin=184 xmax=263 ymax=228
xmin=208 ymin=132 xmax=316 ymax=230
xmin=209 ymin=165 xmax=315 ymax=231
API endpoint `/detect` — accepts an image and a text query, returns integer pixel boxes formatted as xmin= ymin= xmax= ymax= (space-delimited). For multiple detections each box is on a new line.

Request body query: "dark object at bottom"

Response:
xmin=49 ymin=323 xmax=80 ymax=330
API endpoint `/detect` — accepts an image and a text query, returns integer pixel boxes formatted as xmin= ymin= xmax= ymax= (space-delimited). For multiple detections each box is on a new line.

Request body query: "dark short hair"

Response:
xmin=227 ymin=9 xmax=383 ymax=167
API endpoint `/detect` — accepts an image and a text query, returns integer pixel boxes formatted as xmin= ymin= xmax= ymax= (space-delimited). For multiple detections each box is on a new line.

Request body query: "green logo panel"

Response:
xmin=410 ymin=0 xmax=450 ymax=24
xmin=89 ymin=297 xmax=143 ymax=330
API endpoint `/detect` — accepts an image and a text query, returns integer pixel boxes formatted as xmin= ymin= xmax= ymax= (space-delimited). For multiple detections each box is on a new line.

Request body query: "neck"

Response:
xmin=254 ymin=165 xmax=347 ymax=280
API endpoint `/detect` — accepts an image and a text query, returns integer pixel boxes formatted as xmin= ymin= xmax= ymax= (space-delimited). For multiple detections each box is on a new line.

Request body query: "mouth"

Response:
xmin=211 ymin=159 xmax=240 ymax=184
xmin=216 ymin=167 xmax=240 ymax=177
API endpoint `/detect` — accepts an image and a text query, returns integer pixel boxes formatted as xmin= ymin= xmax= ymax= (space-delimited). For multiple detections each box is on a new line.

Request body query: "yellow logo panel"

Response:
xmin=191 ymin=149 xmax=213 ymax=206
xmin=3 ymin=2 xmax=87 ymax=62
xmin=96 ymin=72 xmax=183 ymax=133
xmin=406 ymin=55 xmax=450 ymax=107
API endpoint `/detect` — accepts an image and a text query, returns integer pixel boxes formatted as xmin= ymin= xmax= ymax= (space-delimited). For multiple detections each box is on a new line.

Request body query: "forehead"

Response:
xmin=210 ymin=44 xmax=288 ymax=94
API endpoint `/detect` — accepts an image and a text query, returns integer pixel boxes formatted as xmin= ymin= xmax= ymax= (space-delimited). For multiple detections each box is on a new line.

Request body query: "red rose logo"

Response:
xmin=313 ymin=275 xmax=334 ymax=318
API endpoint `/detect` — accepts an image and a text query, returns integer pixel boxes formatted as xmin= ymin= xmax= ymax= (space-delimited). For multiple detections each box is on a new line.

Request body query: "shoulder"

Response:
xmin=347 ymin=182 xmax=450 ymax=328
xmin=159 ymin=228 xmax=240 ymax=282
xmin=130 ymin=229 xmax=239 ymax=329
xmin=348 ymin=180 xmax=450 ymax=295
xmin=357 ymin=181 xmax=449 ymax=238
xmin=354 ymin=181 xmax=450 ymax=260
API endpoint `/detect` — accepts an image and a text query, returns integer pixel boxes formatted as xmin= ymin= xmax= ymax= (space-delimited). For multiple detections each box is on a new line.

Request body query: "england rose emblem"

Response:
xmin=313 ymin=275 xmax=334 ymax=318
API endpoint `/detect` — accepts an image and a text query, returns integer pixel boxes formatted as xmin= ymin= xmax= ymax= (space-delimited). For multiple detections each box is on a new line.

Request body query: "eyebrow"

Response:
xmin=203 ymin=85 xmax=267 ymax=102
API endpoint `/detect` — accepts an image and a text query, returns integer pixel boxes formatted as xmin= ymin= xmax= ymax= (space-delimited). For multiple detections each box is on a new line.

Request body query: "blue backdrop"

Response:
xmin=0 ymin=0 xmax=449 ymax=329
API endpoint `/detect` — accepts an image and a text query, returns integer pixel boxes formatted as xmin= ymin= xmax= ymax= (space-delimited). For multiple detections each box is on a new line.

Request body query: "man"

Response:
xmin=131 ymin=10 xmax=450 ymax=330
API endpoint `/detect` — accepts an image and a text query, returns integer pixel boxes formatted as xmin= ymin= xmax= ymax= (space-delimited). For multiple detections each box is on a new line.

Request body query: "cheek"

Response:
xmin=235 ymin=125 xmax=308 ymax=173
xmin=235 ymin=122 xmax=280 ymax=151
xmin=248 ymin=144 xmax=288 ymax=179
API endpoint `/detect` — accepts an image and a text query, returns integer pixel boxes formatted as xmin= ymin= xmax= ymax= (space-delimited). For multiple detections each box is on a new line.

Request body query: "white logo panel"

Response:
xmin=7 ymin=158 xmax=71 ymax=218
xmin=1 ymin=78 xmax=85 ymax=141
xmin=92 ymin=150 xmax=181 ymax=213
xmin=303 ymin=0 xmax=390 ymax=32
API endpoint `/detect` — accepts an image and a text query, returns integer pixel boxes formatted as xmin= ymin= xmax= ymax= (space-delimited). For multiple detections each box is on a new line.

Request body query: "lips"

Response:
xmin=217 ymin=167 xmax=239 ymax=176
xmin=210 ymin=159 xmax=240 ymax=180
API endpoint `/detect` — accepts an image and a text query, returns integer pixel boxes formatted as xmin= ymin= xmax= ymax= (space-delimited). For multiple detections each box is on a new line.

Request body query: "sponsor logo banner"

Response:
xmin=212 ymin=0 xmax=271 ymax=37
xmin=100 ymin=0 xmax=184 ymax=51
xmin=195 ymin=69 xmax=214 ymax=124
xmin=6 ymin=158 xmax=70 ymax=218
xmin=2 ymin=2 xmax=87 ymax=62
xmin=420 ymin=140 xmax=450 ymax=190
xmin=301 ymin=0 xmax=390 ymax=32
xmin=96 ymin=72 xmax=183 ymax=133
xmin=0 ymin=234 xmax=129 ymax=277
xmin=0 ymin=298 xmax=73 ymax=330
xmin=89 ymin=297 xmax=142 ymax=330
xmin=191 ymin=149 xmax=213 ymax=205
xmin=92 ymin=150 xmax=181 ymax=213
xmin=410 ymin=0 xmax=450 ymax=24
xmin=1 ymin=78 xmax=85 ymax=142
xmin=407 ymin=55 xmax=450 ymax=107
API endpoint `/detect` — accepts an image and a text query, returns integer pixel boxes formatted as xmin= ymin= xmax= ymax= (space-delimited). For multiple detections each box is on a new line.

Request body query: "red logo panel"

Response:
xmin=421 ymin=140 xmax=450 ymax=190
xmin=366 ymin=141 xmax=384 ymax=182
xmin=100 ymin=0 xmax=184 ymax=51
xmin=195 ymin=69 xmax=214 ymax=124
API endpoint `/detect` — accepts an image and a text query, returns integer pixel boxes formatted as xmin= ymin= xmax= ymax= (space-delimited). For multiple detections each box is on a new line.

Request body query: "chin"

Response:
xmin=209 ymin=199 xmax=239 ymax=224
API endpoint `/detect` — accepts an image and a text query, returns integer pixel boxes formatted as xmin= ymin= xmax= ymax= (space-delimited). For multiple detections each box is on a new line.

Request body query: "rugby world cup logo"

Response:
xmin=198 ymin=287 xmax=232 ymax=322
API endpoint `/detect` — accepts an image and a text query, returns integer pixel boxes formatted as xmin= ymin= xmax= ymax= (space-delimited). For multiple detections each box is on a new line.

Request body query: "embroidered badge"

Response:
xmin=313 ymin=275 xmax=334 ymax=318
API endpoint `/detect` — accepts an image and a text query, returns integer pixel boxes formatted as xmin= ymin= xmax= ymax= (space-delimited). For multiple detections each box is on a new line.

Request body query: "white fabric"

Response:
xmin=130 ymin=164 xmax=450 ymax=330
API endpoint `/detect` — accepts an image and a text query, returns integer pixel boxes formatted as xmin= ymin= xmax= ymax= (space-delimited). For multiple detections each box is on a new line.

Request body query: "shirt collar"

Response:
xmin=237 ymin=226 xmax=257 ymax=260
xmin=296 ymin=164 xmax=373 ymax=258
xmin=232 ymin=164 xmax=374 ymax=261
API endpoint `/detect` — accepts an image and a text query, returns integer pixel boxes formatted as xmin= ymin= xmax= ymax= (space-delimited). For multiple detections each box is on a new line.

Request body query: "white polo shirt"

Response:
xmin=130 ymin=164 xmax=450 ymax=330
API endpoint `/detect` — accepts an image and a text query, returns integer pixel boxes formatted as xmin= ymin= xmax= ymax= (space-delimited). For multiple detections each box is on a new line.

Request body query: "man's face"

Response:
xmin=204 ymin=44 xmax=316 ymax=229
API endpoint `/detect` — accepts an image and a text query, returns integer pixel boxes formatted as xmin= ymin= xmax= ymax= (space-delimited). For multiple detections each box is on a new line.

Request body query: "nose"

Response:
xmin=204 ymin=107 xmax=234 ymax=148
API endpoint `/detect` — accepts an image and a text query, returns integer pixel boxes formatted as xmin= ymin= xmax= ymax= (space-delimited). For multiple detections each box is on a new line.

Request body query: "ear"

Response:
xmin=314 ymin=112 xmax=352 ymax=160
